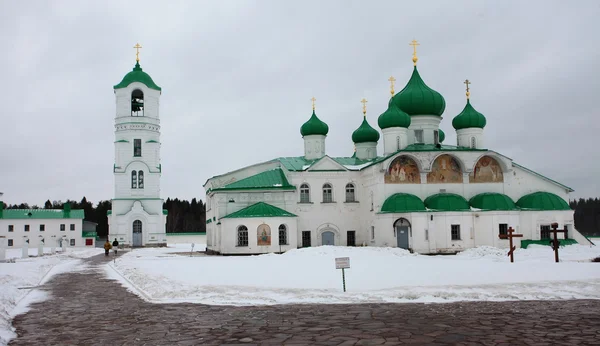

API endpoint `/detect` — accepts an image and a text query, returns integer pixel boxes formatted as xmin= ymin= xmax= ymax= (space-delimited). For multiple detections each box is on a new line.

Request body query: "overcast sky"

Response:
xmin=1 ymin=0 xmax=599 ymax=206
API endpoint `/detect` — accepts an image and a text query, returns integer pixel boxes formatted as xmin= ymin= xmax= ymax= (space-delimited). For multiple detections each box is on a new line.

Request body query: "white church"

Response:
xmin=204 ymin=43 xmax=588 ymax=255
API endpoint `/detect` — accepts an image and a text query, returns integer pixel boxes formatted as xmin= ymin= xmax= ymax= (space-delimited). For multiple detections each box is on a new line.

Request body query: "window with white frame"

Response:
xmin=8 ymin=239 xmax=13 ymax=247
xmin=39 ymin=224 xmax=45 ymax=231
xmin=451 ymin=224 xmax=461 ymax=240
xmin=70 ymin=224 xmax=75 ymax=231
xmin=237 ymin=225 xmax=249 ymax=246
xmin=414 ymin=129 xmax=424 ymax=143
xmin=345 ymin=183 xmax=356 ymax=202
xmin=278 ymin=224 xmax=287 ymax=245
xmin=300 ymin=183 xmax=310 ymax=203
xmin=499 ymin=223 xmax=508 ymax=236
xmin=138 ymin=170 xmax=144 ymax=189
xmin=131 ymin=171 xmax=137 ymax=189
xmin=24 ymin=225 xmax=30 ymax=232
xmin=60 ymin=224 xmax=65 ymax=231
xmin=322 ymin=183 xmax=333 ymax=203
xmin=8 ymin=225 xmax=13 ymax=232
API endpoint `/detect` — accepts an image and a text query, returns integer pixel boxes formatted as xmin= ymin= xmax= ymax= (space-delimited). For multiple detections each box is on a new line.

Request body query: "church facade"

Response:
xmin=107 ymin=49 xmax=167 ymax=247
xmin=204 ymin=45 xmax=586 ymax=255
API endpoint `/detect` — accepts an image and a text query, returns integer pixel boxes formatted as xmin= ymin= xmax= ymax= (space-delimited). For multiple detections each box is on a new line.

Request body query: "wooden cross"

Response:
xmin=549 ymin=223 xmax=568 ymax=263
xmin=498 ymin=227 xmax=523 ymax=263
xmin=311 ymin=97 xmax=316 ymax=110
xmin=388 ymin=76 xmax=396 ymax=95
xmin=133 ymin=43 xmax=143 ymax=62
xmin=410 ymin=39 xmax=420 ymax=65
xmin=361 ymin=98 xmax=368 ymax=116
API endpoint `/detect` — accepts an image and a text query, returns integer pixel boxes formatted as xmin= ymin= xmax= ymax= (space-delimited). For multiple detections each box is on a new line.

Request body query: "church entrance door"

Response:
xmin=322 ymin=231 xmax=335 ymax=246
xmin=132 ymin=220 xmax=143 ymax=247
xmin=394 ymin=218 xmax=411 ymax=250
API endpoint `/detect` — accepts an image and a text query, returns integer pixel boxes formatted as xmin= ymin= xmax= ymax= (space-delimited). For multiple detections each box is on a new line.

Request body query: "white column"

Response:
xmin=50 ymin=235 xmax=56 ymax=253
xmin=37 ymin=236 xmax=44 ymax=257
xmin=22 ymin=236 xmax=29 ymax=258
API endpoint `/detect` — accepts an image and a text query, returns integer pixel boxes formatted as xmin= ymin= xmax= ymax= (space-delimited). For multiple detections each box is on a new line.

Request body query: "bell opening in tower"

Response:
xmin=131 ymin=89 xmax=144 ymax=116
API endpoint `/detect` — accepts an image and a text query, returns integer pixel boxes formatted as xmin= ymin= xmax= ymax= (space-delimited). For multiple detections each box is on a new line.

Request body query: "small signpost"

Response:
xmin=335 ymin=257 xmax=350 ymax=292
xmin=499 ymin=227 xmax=523 ymax=263
xmin=549 ymin=223 xmax=568 ymax=263
xmin=190 ymin=243 xmax=195 ymax=257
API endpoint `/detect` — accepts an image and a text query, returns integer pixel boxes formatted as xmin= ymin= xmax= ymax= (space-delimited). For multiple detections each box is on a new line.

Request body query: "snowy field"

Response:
xmin=108 ymin=243 xmax=600 ymax=306
xmin=0 ymin=247 xmax=103 ymax=346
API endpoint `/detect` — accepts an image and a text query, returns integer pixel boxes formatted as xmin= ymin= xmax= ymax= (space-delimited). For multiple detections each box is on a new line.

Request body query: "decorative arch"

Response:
xmin=427 ymin=154 xmax=464 ymax=184
xmin=316 ymin=223 xmax=341 ymax=246
xmin=471 ymin=152 xmax=511 ymax=174
xmin=469 ymin=156 xmax=504 ymax=183
xmin=385 ymin=155 xmax=421 ymax=184
xmin=123 ymin=160 xmax=153 ymax=172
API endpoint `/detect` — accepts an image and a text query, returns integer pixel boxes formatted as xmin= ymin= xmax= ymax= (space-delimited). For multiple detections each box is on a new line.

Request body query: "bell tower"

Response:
xmin=107 ymin=44 xmax=167 ymax=247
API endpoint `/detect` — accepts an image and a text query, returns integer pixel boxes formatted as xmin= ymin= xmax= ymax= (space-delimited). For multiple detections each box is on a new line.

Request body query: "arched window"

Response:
xmin=300 ymin=183 xmax=310 ymax=203
xmin=345 ymin=183 xmax=356 ymax=202
xmin=138 ymin=170 xmax=144 ymax=189
xmin=322 ymin=183 xmax=333 ymax=203
xmin=471 ymin=137 xmax=476 ymax=149
xmin=237 ymin=225 xmax=248 ymax=246
xmin=131 ymin=89 xmax=144 ymax=116
xmin=278 ymin=224 xmax=287 ymax=245
xmin=133 ymin=220 xmax=142 ymax=233
xmin=131 ymin=171 xmax=137 ymax=189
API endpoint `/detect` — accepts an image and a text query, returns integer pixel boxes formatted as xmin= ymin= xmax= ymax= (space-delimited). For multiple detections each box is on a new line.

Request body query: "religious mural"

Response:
xmin=426 ymin=154 xmax=462 ymax=183
xmin=469 ymin=156 xmax=503 ymax=183
xmin=384 ymin=156 xmax=421 ymax=184
xmin=257 ymin=224 xmax=271 ymax=246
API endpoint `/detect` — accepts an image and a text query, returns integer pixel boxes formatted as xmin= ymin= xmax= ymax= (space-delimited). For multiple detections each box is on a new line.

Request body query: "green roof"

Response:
xmin=452 ymin=100 xmax=487 ymax=130
xmin=516 ymin=192 xmax=571 ymax=211
xmin=425 ymin=193 xmax=470 ymax=211
xmin=352 ymin=116 xmax=380 ymax=143
xmin=114 ymin=62 xmax=161 ymax=91
xmin=380 ymin=193 xmax=426 ymax=213
xmin=0 ymin=208 xmax=84 ymax=220
xmin=212 ymin=169 xmax=295 ymax=192
xmin=469 ymin=193 xmax=517 ymax=211
xmin=222 ymin=202 xmax=297 ymax=219
xmin=378 ymin=98 xmax=411 ymax=129
xmin=393 ymin=66 xmax=446 ymax=116
xmin=438 ymin=129 xmax=445 ymax=143
xmin=300 ymin=110 xmax=329 ymax=137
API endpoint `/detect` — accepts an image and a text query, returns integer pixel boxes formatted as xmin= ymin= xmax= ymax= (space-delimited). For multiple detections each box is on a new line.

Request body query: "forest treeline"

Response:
xmin=3 ymin=197 xmax=206 ymax=237
xmin=570 ymin=198 xmax=600 ymax=237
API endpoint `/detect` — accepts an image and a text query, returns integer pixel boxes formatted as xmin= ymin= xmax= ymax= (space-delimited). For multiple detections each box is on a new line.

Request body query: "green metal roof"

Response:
xmin=469 ymin=193 xmax=517 ymax=211
xmin=380 ymin=193 xmax=426 ymax=213
xmin=516 ymin=192 xmax=571 ymax=211
xmin=0 ymin=208 xmax=84 ymax=220
xmin=425 ymin=193 xmax=470 ymax=211
xmin=352 ymin=116 xmax=380 ymax=143
xmin=392 ymin=66 xmax=446 ymax=116
xmin=300 ymin=110 xmax=329 ymax=137
xmin=211 ymin=169 xmax=295 ymax=192
xmin=222 ymin=202 xmax=297 ymax=219
xmin=452 ymin=100 xmax=487 ymax=130
xmin=378 ymin=98 xmax=411 ymax=129
xmin=114 ymin=62 xmax=161 ymax=91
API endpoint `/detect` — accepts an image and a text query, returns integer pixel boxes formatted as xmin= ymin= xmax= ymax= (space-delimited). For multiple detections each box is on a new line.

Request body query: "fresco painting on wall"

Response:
xmin=427 ymin=154 xmax=462 ymax=183
xmin=257 ymin=224 xmax=271 ymax=246
xmin=385 ymin=156 xmax=421 ymax=184
xmin=470 ymin=156 xmax=504 ymax=183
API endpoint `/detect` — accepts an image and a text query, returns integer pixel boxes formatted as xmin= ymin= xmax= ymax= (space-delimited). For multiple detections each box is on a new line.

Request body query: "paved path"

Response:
xmin=10 ymin=254 xmax=600 ymax=345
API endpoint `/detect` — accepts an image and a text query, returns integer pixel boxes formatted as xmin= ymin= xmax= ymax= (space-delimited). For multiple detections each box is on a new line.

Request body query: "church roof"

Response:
xmin=516 ymin=192 xmax=571 ymax=211
xmin=0 ymin=208 xmax=84 ymax=220
xmin=424 ymin=193 xmax=470 ymax=211
xmin=452 ymin=100 xmax=487 ymax=130
xmin=300 ymin=110 xmax=329 ymax=137
xmin=378 ymin=99 xmax=411 ymax=129
xmin=222 ymin=202 xmax=297 ymax=219
xmin=210 ymin=169 xmax=295 ymax=192
xmin=469 ymin=193 xmax=517 ymax=211
xmin=114 ymin=62 xmax=162 ymax=91
xmin=352 ymin=117 xmax=380 ymax=143
xmin=380 ymin=193 xmax=426 ymax=213
xmin=392 ymin=66 xmax=445 ymax=116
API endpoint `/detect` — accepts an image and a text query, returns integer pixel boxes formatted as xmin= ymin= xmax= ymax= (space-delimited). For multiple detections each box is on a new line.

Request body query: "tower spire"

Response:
xmin=134 ymin=43 xmax=143 ymax=62
xmin=388 ymin=76 xmax=396 ymax=96
xmin=311 ymin=97 xmax=316 ymax=111
xmin=410 ymin=39 xmax=420 ymax=66
xmin=464 ymin=79 xmax=471 ymax=100
xmin=361 ymin=98 xmax=368 ymax=117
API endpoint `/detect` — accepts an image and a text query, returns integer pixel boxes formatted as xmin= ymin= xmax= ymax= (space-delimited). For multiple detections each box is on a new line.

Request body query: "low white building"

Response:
xmin=204 ymin=50 xmax=589 ymax=255
xmin=0 ymin=202 xmax=92 ymax=248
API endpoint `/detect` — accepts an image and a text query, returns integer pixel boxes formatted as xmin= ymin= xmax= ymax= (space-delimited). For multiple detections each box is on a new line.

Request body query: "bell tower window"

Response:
xmin=134 ymin=139 xmax=142 ymax=157
xmin=131 ymin=171 xmax=137 ymax=189
xmin=131 ymin=89 xmax=144 ymax=116
xmin=138 ymin=170 xmax=144 ymax=189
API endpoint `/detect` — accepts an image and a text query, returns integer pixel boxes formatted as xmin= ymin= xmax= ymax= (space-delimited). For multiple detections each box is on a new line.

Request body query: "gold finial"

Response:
xmin=134 ymin=43 xmax=143 ymax=62
xmin=464 ymin=79 xmax=471 ymax=99
xmin=311 ymin=97 xmax=316 ymax=111
xmin=361 ymin=98 xmax=368 ymax=117
xmin=388 ymin=76 xmax=396 ymax=96
xmin=409 ymin=39 xmax=420 ymax=66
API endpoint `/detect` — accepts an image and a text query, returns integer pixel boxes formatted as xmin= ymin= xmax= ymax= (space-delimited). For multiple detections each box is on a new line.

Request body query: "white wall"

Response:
xmin=0 ymin=219 xmax=85 ymax=248
xmin=218 ymin=217 xmax=297 ymax=254
xmin=166 ymin=234 xmax=207 ymax=245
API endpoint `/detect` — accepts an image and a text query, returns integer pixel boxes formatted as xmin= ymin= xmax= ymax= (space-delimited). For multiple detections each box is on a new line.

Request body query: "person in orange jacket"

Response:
xmin=103 ymin=240 xmax=112 ymax=256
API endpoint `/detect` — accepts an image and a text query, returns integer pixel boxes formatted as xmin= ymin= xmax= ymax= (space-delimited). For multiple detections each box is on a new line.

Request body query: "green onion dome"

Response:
xmin=300 ymin=110 xmax=329 ymax=137
xmin=378 ymin=98 xmax=411 ymax=129
xmin=352 ymin=117 xmax=380 ymax=143
xmin=114 ymin=62 xmax=161 ymax=91
xmin=392 ymin=67 xmax=445 ymax=116
xmin=438 ymin=129 xmax=445 ymax=143
xmin=452 ymin=100 xmax=487 ymax=130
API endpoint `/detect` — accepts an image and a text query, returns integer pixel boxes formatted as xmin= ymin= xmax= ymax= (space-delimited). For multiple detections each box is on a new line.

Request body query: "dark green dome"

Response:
xmin=381 ymin=193 xmax=425 ymax=213
xmin=300 ymin=110 xmax=329 ymax=137
xmin=438 ymin=129 xmax=445 ymax=143
xmin=378 ymin=98 xmax=411 ymax=129
xmin=470 ymin=193 xmax=517 ymax=210
xmin=425 ymin=193 xmax=470 ymax=211
xmin=392 ymin=67 xmax=446 ymax=116
xmin=452 ymin=100 xmax=487 ymax=130
xmin=114 ymin=62 xmax=161 ymax=91
xmin=352 ymin=117 xmax=380 ymax=143
xmin=516 ymin=192 xmax=571 ymax=211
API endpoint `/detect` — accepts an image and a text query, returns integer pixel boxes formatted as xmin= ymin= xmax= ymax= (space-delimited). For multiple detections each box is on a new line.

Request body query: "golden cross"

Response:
xmin=134 ymin=43 xmax=143 ymax=62
xmin=464 ymin=79 xmax=471 ymax=99
xmin=388 ymin=76 xmax=396 ymax=95
xmin=311 ymin=97 xmax=316 ymax=110
xmin=410 ymin=39 xmax=420 ymax=66
xmin=361 ymin=98 xmax=368 ymax=116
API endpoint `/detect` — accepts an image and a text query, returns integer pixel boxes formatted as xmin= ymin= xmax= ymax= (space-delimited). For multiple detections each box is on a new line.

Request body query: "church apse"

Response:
xmin=470 ymin=156 xmax=503 ymax=183
xmin=384 ymin=156 xmax=421 ymax=184
xmin=257 ymin=224 xmax=271 ymax=246
xmin=427 ymin=154 xmax=462 ymax=183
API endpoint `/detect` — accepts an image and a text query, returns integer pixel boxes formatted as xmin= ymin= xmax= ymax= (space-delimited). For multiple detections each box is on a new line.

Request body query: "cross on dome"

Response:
xmin=134 ymin=43 xmax=143 ymax=62
xmin=410 ymin=39 xmax=420 ymax=66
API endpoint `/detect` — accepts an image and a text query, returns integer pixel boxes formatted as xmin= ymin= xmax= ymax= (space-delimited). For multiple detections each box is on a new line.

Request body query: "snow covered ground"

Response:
xmin=108 ymin=243 xmax=600 ymax=306
xmin=0 ymin=247 xmax=103 ymax=346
